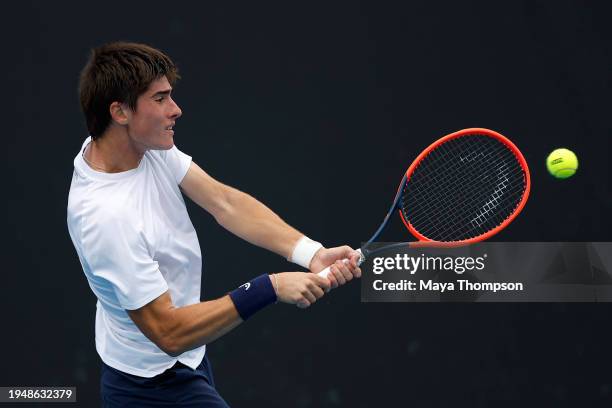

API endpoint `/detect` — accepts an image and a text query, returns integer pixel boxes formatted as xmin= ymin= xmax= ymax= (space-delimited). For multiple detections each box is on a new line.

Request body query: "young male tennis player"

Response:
xmin=67 ymin=42 xmax=361 ymax=407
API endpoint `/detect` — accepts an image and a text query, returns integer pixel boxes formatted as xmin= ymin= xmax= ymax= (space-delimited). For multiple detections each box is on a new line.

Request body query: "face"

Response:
xmin=123 ymin=76 xmax=182 ymax=151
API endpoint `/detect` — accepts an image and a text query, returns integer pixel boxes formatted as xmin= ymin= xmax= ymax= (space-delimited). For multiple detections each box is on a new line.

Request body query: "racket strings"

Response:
xmin=401 ymin=134 xmax=527 ymax=241
xmin=412 ymin=143 xmax=524 ymax=240
xmin=409 ymin=138 xmax=525 ymax=240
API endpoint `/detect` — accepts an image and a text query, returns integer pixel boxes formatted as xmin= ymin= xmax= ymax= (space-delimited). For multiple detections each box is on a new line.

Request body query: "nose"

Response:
xmin=169 ymin=97 xmax=182 ymax=119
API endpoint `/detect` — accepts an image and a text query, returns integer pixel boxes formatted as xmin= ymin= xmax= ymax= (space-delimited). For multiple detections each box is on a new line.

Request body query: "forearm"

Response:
xmin=162 ymin=271 xmax=331 ymax=355
xmin=215 ymin=187 xmax=303 ymax=259
xmin=180 ymin=162 xmax=319 ymax=263
xmin=181 ymin=162 xmax=306 ymax=259
xmin=164 ymin=296 xmax=242 ymax=356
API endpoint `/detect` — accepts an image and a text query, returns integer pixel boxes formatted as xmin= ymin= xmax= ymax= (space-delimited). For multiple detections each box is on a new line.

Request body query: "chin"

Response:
xmin=155 ymin=137 xmax=175 ymax=150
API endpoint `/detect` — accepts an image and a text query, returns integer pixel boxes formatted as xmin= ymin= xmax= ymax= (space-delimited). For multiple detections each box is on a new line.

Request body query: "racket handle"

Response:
xmin=317 ymin=249 xmax=364 ymax=279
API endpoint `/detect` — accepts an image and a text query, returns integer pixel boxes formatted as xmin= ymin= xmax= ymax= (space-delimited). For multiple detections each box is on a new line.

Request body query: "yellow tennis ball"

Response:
xmin=546 ymin=148 xmax=578 ymax=179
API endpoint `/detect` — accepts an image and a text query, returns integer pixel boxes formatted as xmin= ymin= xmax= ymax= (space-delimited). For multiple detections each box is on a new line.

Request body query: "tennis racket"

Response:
xmin=317 ymin=127 xmax=531 ymax=278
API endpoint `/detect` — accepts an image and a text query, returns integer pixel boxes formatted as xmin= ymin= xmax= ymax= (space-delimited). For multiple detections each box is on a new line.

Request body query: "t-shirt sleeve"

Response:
xmin=162 ymin=145 xmax=192 ymax=184
xmin=82 ymin=209 xmax=168 ymax=310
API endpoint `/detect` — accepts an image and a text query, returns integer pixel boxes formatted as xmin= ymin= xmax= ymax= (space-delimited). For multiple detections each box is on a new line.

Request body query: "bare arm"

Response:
xmin=128 ymin=292 xmax=241 ymax=357
xmin=180 ymin=161 xmax=362 ymax=287
xmin=128 ymin=273 xmax=330 ymax=357
xmin=180 ymin=161 xmax=302 ymax=260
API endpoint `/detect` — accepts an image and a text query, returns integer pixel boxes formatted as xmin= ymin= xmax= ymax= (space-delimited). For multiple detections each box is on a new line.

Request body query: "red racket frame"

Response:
xmin=398 ymin=128 xmax=531 ymax=247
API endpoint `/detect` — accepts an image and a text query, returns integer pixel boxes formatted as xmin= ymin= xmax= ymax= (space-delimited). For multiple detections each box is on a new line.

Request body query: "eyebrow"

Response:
xmin=151 ymin=89 xmax=172 ymax=98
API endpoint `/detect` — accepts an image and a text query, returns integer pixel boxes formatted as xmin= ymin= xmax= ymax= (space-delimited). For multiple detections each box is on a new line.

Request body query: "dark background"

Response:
xmin=3 ymin=1 xmax=612 ymax=406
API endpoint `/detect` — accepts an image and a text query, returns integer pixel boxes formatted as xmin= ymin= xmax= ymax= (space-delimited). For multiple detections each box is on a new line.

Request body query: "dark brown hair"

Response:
xmin=79 ymin=42 xmax=180 ymax=139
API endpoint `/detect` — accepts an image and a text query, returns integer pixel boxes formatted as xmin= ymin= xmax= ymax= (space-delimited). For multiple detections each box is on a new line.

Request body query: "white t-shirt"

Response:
xmin=67 ymin=137 xmax=206 ymax=377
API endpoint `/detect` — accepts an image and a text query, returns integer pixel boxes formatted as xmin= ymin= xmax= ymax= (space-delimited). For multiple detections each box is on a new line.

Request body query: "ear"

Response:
xmin=109 ymin=101 xmax=129 ymax=125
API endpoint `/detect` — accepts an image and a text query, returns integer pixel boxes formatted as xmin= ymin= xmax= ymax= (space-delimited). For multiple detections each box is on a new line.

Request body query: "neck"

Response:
xmin=85 ymin=127 xmax=144 ymax=173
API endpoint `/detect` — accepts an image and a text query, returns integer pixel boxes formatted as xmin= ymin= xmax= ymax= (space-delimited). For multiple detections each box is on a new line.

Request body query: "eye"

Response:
xmin=155 ymin=97 xmax=165 ymax=103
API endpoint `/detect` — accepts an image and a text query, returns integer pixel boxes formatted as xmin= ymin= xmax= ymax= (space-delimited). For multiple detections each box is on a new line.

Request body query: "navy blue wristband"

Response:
xmin=229 ymin=274 xmax=277 ymax=320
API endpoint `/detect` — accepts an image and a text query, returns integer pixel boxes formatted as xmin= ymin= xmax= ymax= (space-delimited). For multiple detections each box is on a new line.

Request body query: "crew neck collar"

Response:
xmin=75 ymin=136 xmax=145 ymax=181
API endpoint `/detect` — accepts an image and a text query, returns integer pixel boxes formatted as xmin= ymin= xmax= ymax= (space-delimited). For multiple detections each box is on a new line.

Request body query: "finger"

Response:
xmin=310 ymin=284 xmax=325 ymax=299
xmin=345 ymin=263 xmax=354 ymax=280
xmin=311 ymin=273 xmax=332 ymax=291
xmin=297 ymin=299 xmax=310 ymax=309
xmin=326 ymin=273 xmax=339 ymax=289
xmin=348 ymin=255 xmax=362 ymax=277
xmin=337 ymin=260 xmax=353 ymax=281
xmin=333 ymin=266 xmax=346 ymax=285
xmin=302 ymin=290 xmax=317 ymax=304
xmin=331 ymin=265 xmax=346 ymax=286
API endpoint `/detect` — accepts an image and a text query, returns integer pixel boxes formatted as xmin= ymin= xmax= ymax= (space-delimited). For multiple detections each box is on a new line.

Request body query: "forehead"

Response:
xmin=144 ymin=76 xmax=172 ymax=95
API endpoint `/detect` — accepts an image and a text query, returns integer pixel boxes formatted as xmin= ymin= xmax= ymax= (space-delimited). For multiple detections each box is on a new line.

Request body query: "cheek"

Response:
xmin=131 ymin=114 xmax=154 ymax=134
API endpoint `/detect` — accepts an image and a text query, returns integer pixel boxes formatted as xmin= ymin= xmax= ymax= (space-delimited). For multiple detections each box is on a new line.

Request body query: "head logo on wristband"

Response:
xmin=229 ymin=275 xmax=277 ymax=320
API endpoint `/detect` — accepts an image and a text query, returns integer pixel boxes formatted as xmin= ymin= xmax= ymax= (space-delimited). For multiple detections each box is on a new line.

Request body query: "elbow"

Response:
xmin=212 ymin=187 xmax=247 ymax=225
xmin=212 ymin=201 xmax=236 ymax=226
xmin=158 ymin=336 xmax=183 ymax=358
xmin=153 ymin=321 xmax=184 ymax=357
xmin=155 ymin=311 xmax=185 ymax=357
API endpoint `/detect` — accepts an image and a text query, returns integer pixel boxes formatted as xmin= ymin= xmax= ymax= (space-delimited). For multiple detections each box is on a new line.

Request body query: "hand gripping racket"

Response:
xmin=317 ymin=128 xmax=531 ymax=278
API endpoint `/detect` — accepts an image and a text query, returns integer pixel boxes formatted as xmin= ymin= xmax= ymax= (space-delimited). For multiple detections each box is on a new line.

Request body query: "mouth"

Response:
xmin=165 ymin=124 xmax=175 ymax=135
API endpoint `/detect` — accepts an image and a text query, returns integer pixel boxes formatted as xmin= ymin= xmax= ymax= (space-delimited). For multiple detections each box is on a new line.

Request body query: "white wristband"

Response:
xmin=289 ymin=236 xmax=323 ymax=269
